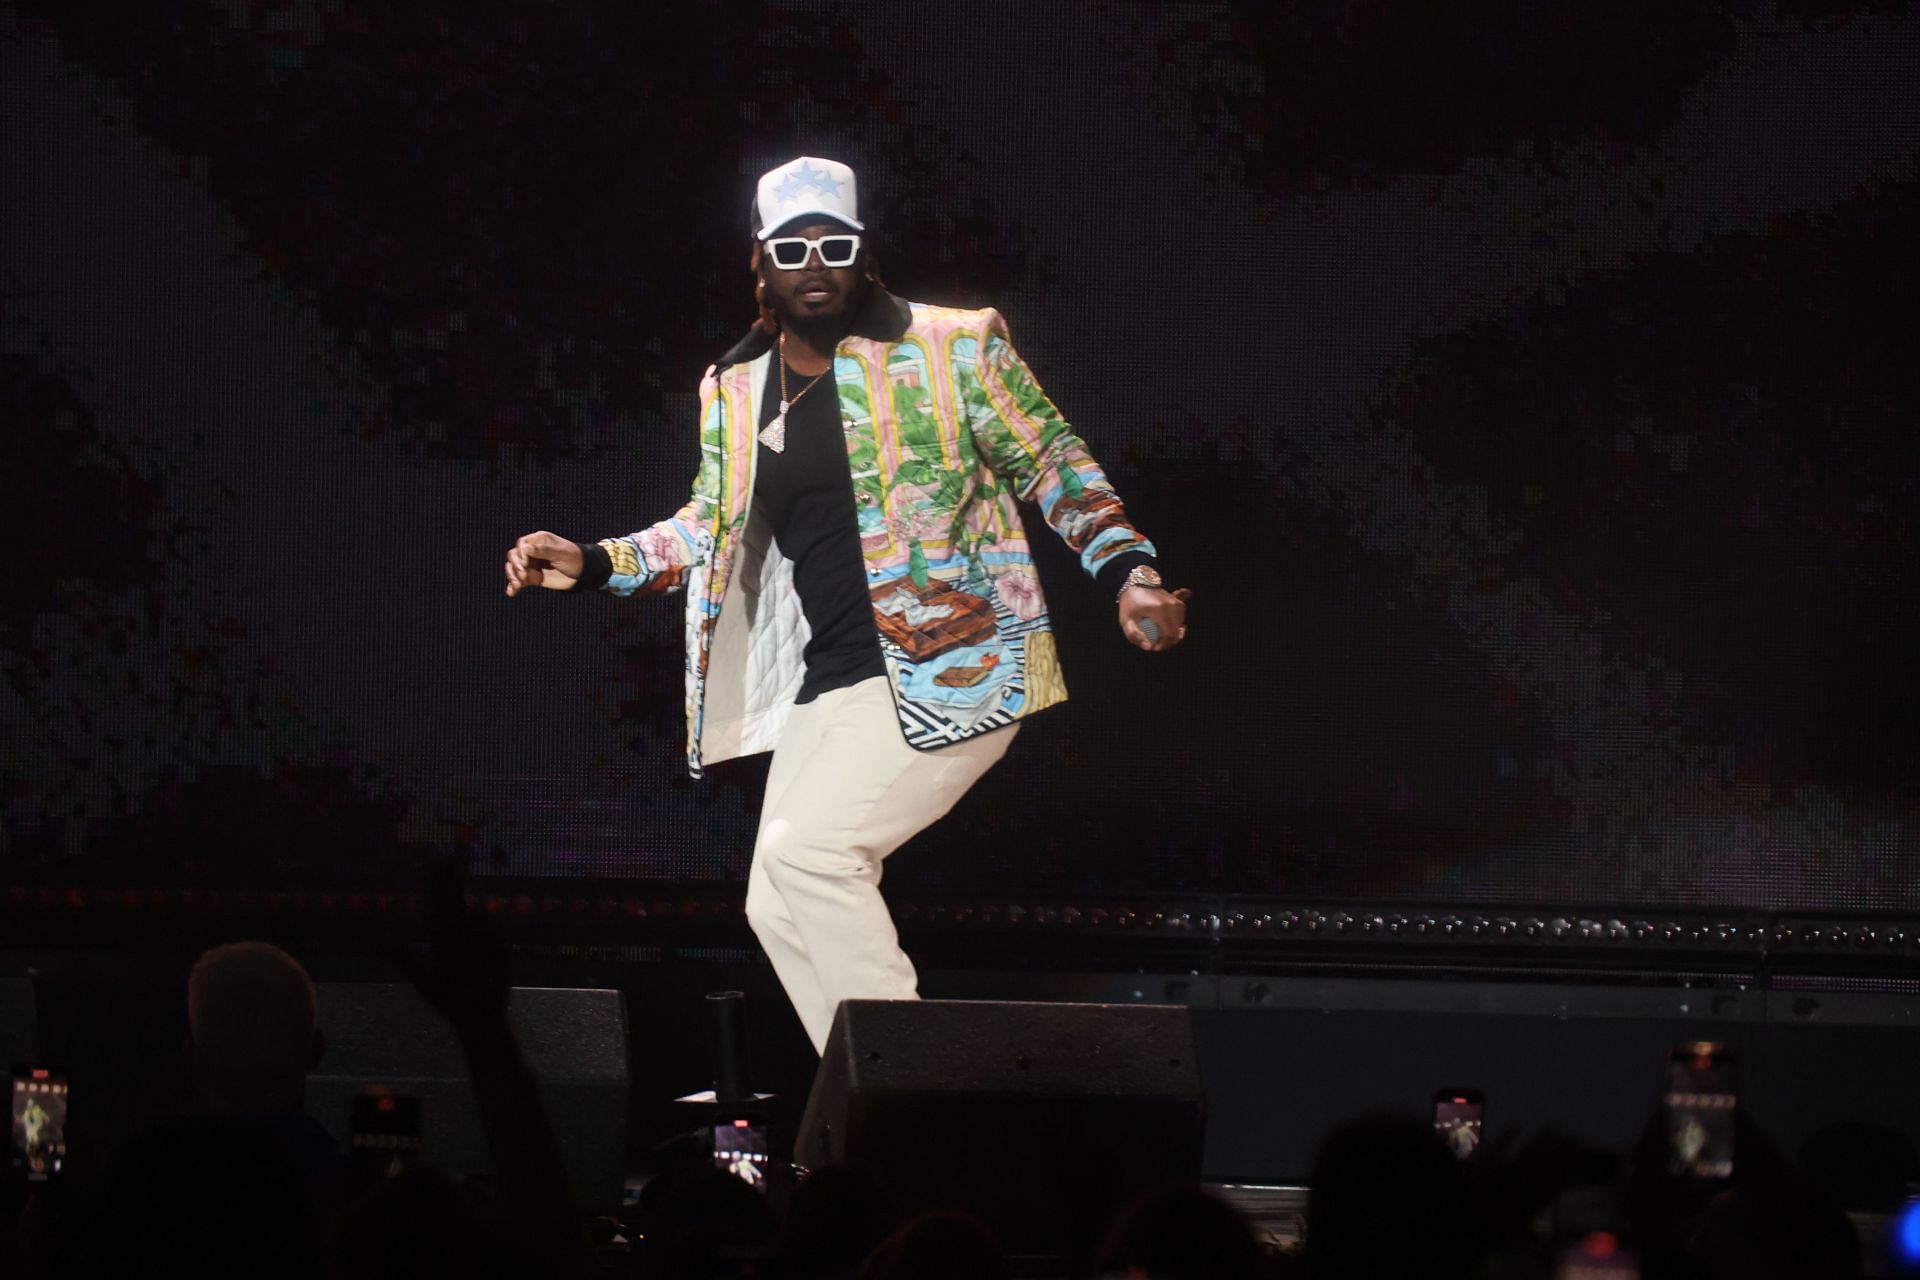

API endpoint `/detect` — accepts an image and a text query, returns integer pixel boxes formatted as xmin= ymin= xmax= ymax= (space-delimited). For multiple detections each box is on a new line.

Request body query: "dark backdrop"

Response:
xmin=5 ymin=0 xmax=1920 ymax=914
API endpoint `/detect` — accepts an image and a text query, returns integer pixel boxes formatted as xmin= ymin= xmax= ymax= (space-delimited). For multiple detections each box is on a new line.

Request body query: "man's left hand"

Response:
xmin=1120 ymin=586 xmax=1192 ymax=653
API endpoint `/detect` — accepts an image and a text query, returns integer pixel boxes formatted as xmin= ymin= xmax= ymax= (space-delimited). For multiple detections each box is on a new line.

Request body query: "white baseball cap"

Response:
xmin=752 ymin=156 xmax=863 ymax=240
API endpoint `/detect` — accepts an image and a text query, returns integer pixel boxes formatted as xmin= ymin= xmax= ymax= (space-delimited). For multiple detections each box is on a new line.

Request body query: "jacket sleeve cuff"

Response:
xmin=1096 ymin=551 xmax=1158 ymax=600
xmin=572 ymin=541 xmax=614 ymax=592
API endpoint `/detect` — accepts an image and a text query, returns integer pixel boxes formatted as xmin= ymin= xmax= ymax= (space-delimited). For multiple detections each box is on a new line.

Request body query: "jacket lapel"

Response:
xmin=736 ymin=349 xmax=771 ymax=527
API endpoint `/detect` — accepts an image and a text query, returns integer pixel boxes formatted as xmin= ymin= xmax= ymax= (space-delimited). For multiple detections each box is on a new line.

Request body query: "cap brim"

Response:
xmin=756 ymin=210 xmax=865 ymax=240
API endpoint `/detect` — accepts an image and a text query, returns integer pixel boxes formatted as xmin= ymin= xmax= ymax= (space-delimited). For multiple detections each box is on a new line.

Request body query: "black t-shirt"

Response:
xmin=755 ymin=355 xmax=887 ymax=704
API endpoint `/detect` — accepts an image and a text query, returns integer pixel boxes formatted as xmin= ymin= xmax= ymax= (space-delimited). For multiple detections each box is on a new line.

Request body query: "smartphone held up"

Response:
xmin=10 ymin=1064 xmax=69 ymax=1182
xmin=350 ymin=1084 xmax=424 ymax=1183
xmin=1664 ymin=1041 xmax=1735 ymax=1181
xmin=1433 ymin=1088 xmax=1485 ymax=1162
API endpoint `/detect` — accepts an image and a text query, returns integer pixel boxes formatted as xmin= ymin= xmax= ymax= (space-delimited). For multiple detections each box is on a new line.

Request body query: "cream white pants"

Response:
xmin=745 ymin=676 xmax=1017 ymax=1053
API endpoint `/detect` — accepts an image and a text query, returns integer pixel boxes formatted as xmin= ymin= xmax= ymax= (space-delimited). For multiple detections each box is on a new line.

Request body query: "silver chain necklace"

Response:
xmin=758 ymin=334 xmax=831 ymax=454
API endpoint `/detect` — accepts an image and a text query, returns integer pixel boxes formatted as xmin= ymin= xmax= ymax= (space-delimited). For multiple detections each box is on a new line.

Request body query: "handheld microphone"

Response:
xmin=1137 ymin=618 xmax=1161 ymax=646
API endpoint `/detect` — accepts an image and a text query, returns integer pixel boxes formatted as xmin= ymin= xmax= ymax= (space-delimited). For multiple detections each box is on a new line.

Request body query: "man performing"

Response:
xmin=504 ymin=157 xmax=1189 ymax=1052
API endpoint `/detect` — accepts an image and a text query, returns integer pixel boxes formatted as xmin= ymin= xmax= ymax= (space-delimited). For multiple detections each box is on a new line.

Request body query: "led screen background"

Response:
xmin=4 ymin=1 xmax=1919 ymax=913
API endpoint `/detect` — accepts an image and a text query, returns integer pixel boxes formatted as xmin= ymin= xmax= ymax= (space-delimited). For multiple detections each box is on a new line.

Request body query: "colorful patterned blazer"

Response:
xmin=590 ymin=286 xmax=1157 ymax=775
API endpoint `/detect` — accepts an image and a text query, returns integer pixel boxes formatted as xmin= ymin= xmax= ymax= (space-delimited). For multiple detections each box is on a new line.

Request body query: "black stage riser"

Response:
xmin=919 ymin=970 xmax=1920 ymax=1181
xmin=11 ymin=958 xmax=1919 ymax=1199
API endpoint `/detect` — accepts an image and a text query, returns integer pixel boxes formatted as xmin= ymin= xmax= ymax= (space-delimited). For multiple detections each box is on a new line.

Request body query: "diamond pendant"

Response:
xmin=759 ymin=402 xmax=789 ymax=453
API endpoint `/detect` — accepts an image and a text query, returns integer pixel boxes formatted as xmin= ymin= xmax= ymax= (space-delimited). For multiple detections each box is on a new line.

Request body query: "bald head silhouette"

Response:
xmin=186 ymin=941 xmax=324 ymax=1115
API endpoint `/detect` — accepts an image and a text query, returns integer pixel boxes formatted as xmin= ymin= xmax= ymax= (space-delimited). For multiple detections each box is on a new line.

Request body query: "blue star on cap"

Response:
xmin=805 ymin=163 xmax=844 ymax=196
xmin=775 ymin=161 xmax=843 ymax=202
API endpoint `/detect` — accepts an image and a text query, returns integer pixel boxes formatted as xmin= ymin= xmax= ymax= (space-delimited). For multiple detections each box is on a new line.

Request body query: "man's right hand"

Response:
xmin=504 ymin=531 xmax=584 ymax=596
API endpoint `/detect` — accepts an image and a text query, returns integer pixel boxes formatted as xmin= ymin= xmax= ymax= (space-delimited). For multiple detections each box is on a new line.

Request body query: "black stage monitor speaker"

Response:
xmin=796 ymin=1000 xmax=1205 ymax=1259
xmin=309 ymin=984 xmax=627 ymax=1210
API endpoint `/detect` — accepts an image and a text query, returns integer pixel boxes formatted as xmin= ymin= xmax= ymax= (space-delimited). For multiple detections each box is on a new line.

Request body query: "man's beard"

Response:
xmin=771 ymin=277 xmax=868 ymax=348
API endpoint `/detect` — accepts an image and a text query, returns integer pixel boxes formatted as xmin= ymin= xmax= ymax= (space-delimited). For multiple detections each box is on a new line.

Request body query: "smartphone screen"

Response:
xmin=10 ymin=1065 xmax=69 ymax=1182
xmin=350 ymin=1086 xmax=423 ymax=1180
xmin=1433 ymin=1089 xmax=1485 ymax=1161
xmin=712 ymin=1117 xmax=769 ymax=1192
xmin=1664 ymin=1042 xmax=1735 ymax=1180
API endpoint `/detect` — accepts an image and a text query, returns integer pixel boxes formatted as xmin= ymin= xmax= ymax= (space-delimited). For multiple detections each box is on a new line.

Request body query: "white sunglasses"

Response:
xmin=765 ymin=233 xmax=862 ymax=270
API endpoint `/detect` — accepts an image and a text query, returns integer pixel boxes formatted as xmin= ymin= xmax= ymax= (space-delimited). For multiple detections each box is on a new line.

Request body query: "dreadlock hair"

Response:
xmin=749 ymin=238 xmax=887 ymax=337
xmin=750 ymin=240 xmax=778 ymax=336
